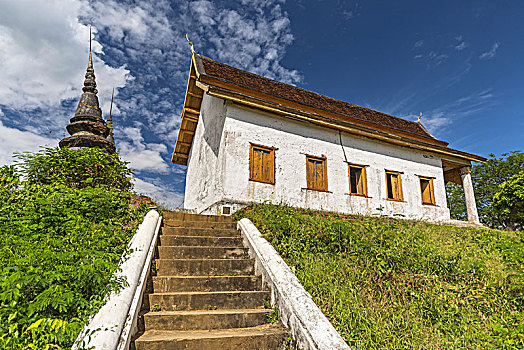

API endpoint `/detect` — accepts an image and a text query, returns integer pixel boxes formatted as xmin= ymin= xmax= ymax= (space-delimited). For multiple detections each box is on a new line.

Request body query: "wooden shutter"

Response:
xmin=249 ymin=144 xmax=275 ymax=184
xmin=419 ymin=177 xmax=435 ymax=205
xmin=349 ymin=164 xmax=367 ymax=196
xmin=306 ymin=156 xmax=327 ymax=191
xmin=386 ymin=171 xmax=403 ymax=201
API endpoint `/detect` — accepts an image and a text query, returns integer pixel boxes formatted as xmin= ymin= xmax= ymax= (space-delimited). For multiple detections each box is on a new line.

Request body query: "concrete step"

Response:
xmin=163 ymin=212 xmax=234 ymax=222
xmin=161 ymin=227 xmax=240 ymax=237
xmin=153 ymin=276 xmax=262 ymax=292
xmin=156 ymin=259 xmax=254 ymax=276
xmin=158 ymin=246 xmax=249 ymax=259
xmin=163 ymin=221 xmax=237 ymax=230
xmin=135 ymin=325 xmax=288 ymax=350
xmin=160 ymin=235 xmax=243 ymax=247
xmin=148 ymin=291 xmax=270 ymax=311
xmin=143 ymin=309 xmax=271 ymax=331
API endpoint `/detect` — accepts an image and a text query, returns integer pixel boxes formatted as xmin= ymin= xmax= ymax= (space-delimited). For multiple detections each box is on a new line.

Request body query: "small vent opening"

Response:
xmin=222 ymin=206 xmax=232 ymax=215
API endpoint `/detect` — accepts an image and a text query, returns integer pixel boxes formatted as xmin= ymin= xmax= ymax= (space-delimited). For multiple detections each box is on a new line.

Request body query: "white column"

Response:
xmin=460 ymin=166 xmax=480 ymax=224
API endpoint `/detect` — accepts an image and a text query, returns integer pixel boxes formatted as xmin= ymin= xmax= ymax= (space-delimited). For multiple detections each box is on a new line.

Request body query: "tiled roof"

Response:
xmin=198 ymin=55 xmax=438 ymax=141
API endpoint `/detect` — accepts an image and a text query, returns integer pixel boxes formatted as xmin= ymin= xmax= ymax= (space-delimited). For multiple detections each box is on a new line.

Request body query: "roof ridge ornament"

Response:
xmin=186 ymin=33 xmax=195 ymax=54
xmin=417 ymin=112 xmax=423 ymax=123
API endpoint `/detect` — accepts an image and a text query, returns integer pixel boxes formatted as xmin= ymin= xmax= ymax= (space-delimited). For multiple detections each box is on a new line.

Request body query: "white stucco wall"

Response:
xmin=184 ymin=94 xmax=227 ymax=211
xmin=185 ymin=95 xmax=451 ymax=222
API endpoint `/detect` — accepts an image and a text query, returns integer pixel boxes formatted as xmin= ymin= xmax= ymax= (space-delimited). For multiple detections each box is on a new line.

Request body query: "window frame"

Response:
xmin=385 ymin=170 xmax=404 ymax=202
xmin=348 ymin=163 xmax=368 ymax=197
xmin=306 ymin=154 xmax=328 ymax=192
xmin=418 ymin=175 xmax=436 ymax=205
xmin=249 ymin=143 xmax=276 ymax=185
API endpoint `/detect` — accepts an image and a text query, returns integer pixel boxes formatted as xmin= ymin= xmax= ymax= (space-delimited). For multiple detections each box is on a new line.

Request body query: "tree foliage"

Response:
xmin=446 ymin=151 xmax=524 ymax=230
xmin=492 ymin=171 xmax=524 ymax=231
xmin=14 ymin=147 xmax=132 ymax=190
xmin=0 ymin=147 xmax=148 ymax=349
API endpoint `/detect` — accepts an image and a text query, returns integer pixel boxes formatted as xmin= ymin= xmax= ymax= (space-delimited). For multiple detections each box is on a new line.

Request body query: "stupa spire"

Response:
xmin=59 ymin=27 xmax=115 ymax=154
xmin=106 ymin=87 xmax=116 ymax=147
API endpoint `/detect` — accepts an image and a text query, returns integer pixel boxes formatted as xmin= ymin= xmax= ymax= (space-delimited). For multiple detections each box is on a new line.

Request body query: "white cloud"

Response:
xmin=453 ymin=35 xmax=468 ymax=51
xmin=416 ymin=90 xmax=497 ymax=134
xmin=427 ymin=51 xmax=448 ymax=68
xmin=454 ymin=42 xmax=468 ymax=51
xmin=0 ymin=0 xmax=130 ymax=112
xmin=118 ymin=126 xmax=171 ymax=174
xmin=0 ymin=0 xmax=300 ymax=210
xmin=479 ymin=42 xmax=499 ymax=60
xmin=132 ymin=177 xmax=184 ymax=209
xmin=417 ymin=112 xmax=452 ymax=133
xmin=0 ymin=120 xmax=58 ymax=166
xmin=413 ymin=50 xmax=448 ymax=69
xmin=414 ymin=40 xmax=424 ymax=48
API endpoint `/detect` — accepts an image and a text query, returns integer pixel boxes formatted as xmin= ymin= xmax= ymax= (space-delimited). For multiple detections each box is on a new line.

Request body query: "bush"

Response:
xmin=0 ymin=147 xmax=148 ymax=349
xmin=15 ymin=147 xmax=132 ymax=190
xmin=235 ymin=203 xmax=524 ymax=349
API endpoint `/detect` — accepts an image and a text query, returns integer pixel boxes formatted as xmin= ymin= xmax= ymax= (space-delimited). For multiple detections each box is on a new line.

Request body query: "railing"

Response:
xmin=238 ymin=218 xmax=351 ymax=350
xmin=73 ymin=210 xmax=162 ymax=350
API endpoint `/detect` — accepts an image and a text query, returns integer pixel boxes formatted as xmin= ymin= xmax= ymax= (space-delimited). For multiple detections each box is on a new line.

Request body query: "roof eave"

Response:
xmin=171 ymin=55 xmax=205 ymax=165
xmin=205 ymin=85 xmax=487 ymax=163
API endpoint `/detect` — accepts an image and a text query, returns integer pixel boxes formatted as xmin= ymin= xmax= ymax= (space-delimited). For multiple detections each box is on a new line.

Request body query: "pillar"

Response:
xmin=460 ymin=166 xmax=480 ymax=224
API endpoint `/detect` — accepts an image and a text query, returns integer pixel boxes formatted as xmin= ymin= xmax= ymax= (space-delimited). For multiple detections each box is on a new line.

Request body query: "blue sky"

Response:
xmin=0 ymin=0 xmax=521 ymax=208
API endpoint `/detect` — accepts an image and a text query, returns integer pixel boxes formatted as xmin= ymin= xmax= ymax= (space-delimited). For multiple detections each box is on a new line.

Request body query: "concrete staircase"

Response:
xmin=134 ymin=212 xmax=289 ymax=350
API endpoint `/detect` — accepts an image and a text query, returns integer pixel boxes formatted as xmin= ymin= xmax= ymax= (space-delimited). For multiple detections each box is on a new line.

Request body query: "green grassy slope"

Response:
xmin=234 ymin=204 xmax=524 ymax=349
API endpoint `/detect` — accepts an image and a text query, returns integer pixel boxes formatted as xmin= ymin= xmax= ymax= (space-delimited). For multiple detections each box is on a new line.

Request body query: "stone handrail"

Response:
xmin=73 ymin=210 xmax=162 ymax=350
xmin=237 ymin=218 xmax=351 ymax=350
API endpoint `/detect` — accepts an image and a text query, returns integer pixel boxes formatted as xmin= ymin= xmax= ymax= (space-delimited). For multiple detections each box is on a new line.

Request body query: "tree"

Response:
xmin=446 ymin=182 xmax=467 ymax=221
xmin=0 ymin=147 xmax=148 ymax=349
xmin=446 ymin=151 xmax=524 ymax=229
xmin=492 ymin=171 xmax=524 ymax=231
xmin=14 ymin=146 xmax=132 ymax=190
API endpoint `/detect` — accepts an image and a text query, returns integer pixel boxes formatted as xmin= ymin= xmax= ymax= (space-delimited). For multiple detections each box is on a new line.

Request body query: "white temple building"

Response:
xmin=172 ymin=52 xmax=485 ymax=223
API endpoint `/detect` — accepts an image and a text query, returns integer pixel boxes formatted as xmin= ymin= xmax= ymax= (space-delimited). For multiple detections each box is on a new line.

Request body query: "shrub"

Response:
xmin=0 ymin=147 xmax=148 ymax=349
xmin=14 ymin=147 xmax=132 ymax=190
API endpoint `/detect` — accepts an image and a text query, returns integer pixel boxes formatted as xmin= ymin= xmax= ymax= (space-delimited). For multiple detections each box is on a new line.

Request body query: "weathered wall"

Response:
xmin=185 ymin=98 xmax=451 ymax=221
xmin=184 ymin=94 xmax=227 ymax=212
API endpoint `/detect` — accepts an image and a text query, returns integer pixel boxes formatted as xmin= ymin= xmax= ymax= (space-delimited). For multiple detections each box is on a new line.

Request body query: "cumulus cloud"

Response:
xmin=0 ymin=120 xmax=58 ymax=166
xmin=118 ymin=126 xmax=171 ymax=174
xmin=133 ymin=177 xmax=185 ymax=209
xmin=0 ymin=0 xmax=130 ymax=114
xmin=83 ymin=0 xmax=301 ymax=147
xmin=0 ymin=0 xmax=300 ymax=208
xmin=479 ymin=42 xmax=499 ymax=60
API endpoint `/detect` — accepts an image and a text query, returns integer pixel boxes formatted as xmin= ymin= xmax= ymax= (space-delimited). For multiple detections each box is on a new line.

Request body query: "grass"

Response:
xmin=234 ymin=203 xmax=524 ymax=349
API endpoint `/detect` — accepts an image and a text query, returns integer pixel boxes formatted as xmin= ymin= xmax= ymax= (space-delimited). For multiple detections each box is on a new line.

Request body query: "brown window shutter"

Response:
xmin=249 ymin=144 xmax=275 ymax=184
xmin=419 ymin=177 xmax=435 ymax=205
xmin=306 ymin=156 xmax=327 ymax=191
xmin=386 ymin=171 xmax=403 ymax=201
xmin=349 ymin=164 xmax=367 ymax=196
